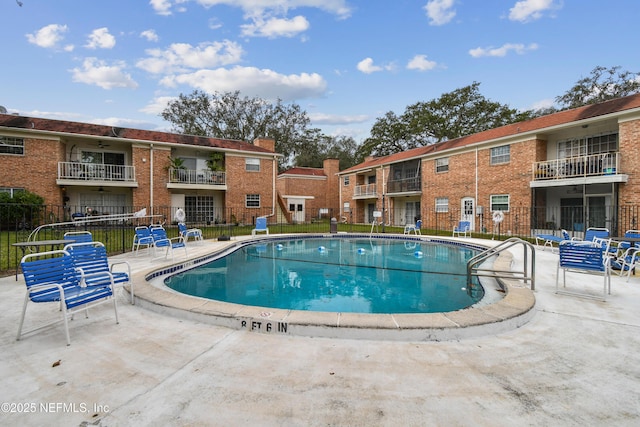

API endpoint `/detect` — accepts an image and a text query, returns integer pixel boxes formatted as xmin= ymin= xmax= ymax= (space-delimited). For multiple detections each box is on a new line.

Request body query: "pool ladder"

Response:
xmin=466 ymin=237 xmax=536 ymax=290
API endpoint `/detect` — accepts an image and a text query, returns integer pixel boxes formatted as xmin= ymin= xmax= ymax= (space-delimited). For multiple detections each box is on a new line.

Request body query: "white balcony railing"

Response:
xmin=533 ymin=152 xmax=620 ymax=180
xmin=58 ymin=162 xmax=135 ymax=182
xmin=354 ymin=183 xmax=377 ymax=197
xmin=168 ymin=168 xmax=226 ymax=185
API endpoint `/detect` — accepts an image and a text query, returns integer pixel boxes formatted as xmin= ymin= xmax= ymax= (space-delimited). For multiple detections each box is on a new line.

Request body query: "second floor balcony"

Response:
xmin=533 ymin=152 xmax=621 ymax=181
xmin=354 ymin=183 xmax=377 ymax=198
xmin=386 ymin=176 xmax=422 ymax=194
xmin=168 ymin=168 xmax=226 ymax=186
xmin=58 ymin=161 xmax=136 ymax=182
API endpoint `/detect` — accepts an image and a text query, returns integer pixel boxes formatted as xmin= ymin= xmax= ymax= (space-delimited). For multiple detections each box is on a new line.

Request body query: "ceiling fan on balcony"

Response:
xmin=96 ymin=140 xmax=110 ymax=149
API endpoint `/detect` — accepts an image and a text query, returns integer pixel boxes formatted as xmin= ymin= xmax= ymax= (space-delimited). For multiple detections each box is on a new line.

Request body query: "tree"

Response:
xmin=294 ymin=129 xmax=360 ymax=170
xmin=160 ymin=90 xmax=311 ymax=168
xmin=556 ymin=66 xmax=640 ymax=110
xmin=360 ymin=83 xmax=534 ymax=157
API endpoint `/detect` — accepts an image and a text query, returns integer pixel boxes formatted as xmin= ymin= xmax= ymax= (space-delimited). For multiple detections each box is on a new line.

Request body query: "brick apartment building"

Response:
xmin=276 ymin=159 xmax=340 ymax=222
xmin=338 ymin=94 xmax=640 ymax=236
xmin=0 ymin=113 xmax=282 ymax=225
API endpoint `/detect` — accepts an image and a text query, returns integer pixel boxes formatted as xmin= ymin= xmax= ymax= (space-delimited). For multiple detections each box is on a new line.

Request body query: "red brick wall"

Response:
xmin=225 ymin=155 xmax=275 ymax=218
xmin=0 ymin=136 xmax=63 ymax=206
xmin=618 ymin=119 xmax=640 ymax=204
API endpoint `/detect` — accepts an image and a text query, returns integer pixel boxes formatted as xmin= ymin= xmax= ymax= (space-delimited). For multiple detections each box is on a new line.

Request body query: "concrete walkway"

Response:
xmin=1 ymin=236 xmax=639 ymax=426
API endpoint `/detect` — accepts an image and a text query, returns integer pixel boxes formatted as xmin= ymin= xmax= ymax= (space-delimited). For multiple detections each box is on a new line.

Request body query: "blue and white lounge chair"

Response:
xmin=64 ymin=230 xmax=93 ymax=243
xmin=252 ymin=217 xmax=269 ymax=235
xmin=64 ymin=241 xmax=133 ymax=304
xmin=453 ymin=221 xmax=470 ymax=237
xmin=132 ymin=226 xmax=154 ymax=255
xmin=151 ymin=226 xmax=187 ymax=259
xmin=404 ymin=219 xmax=422 ymax=235
xmin=18 ymin=249 xmax=119 ymax=345
xmin=178 ymin=222 xmax=203 ymax=243
xmin=556 ymin=241 xmax=611 ymax=300
xmin=535 ymin=229 xmax=571 ymax=251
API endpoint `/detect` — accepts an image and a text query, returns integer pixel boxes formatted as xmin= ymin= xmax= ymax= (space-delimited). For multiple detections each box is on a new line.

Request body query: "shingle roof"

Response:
xmin=340 ymin=93 xmax=640 ymax=174
xmin=278 ymin=167 xmax=326 ymax=177
xmin=0 ymin=114 xmax=275 ymax=154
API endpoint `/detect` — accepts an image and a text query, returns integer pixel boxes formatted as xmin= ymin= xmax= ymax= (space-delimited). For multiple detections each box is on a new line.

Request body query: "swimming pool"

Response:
xmin=164 ymin=237 xmax=485 ymax=314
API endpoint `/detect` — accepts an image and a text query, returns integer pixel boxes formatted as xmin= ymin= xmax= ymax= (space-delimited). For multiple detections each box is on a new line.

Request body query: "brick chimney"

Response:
xmin=253 ymin=137 xmax=275 ymax=152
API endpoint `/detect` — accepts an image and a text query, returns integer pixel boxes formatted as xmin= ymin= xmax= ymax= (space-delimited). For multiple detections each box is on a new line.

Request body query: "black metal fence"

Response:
xmin=2 ymin=203 xmax=638 ymax=275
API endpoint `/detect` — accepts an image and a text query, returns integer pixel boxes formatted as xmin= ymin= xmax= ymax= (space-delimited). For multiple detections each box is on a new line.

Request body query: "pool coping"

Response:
xmin=129 ymin=234 xmax=536 ymax=341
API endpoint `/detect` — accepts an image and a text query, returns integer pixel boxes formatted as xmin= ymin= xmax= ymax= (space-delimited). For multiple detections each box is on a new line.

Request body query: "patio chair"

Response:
xmin=452 ymin=221 xmax=470 ymax=237
xmin=64 ymin=230 xmax=93 ymax=243
xmin=616 ymin=230 xmax=640 ymax=252
xmin=610 ymin=246 xmax=640 ymax=282
xmin=580 ymin=227 xmax=610 ymax=242
xmin=404 ymin=219 xmax=422 ymax=235
xmin=178 ymin=222 xmax=203 ymax=243
xmin=252 ymin=217 xmax=269 ymax=236
xmin=556 ymin=241 xmax=611 ymax=301
xmin=535 ymin=229 xmax=571 ymax=251
xmin=151 ymin=226 xmax=187 ymax=259
xmin=17 ymin=250 xmax=119 ymax=345
xmin=63 ymin=241 xmax=133 ymax=304
xmin=132 ymin=226 xmax=154 ymax=255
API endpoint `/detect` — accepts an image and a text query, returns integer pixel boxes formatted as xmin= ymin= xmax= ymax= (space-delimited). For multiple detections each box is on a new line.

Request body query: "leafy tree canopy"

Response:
xmin=358 ymin=82 xmax=534 ymax=158
xmin=555 ymin=65 xmax=640 ymax=110
xmin=161 ymin=90 xmax=311 ymax=169
xmin=293 ymin=128 xmax=360 ymax=171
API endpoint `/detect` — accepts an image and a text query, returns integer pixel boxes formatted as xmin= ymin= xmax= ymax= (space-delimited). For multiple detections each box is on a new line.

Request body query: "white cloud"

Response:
xmin=530 ymin=98 xmax=555 ymax=110
xmin=241 ymin=15 xmax=310 ymax=38
xmin=26 ymin=24 xmax=70 ymax=49
xmin=141 ymin=29 xmax=159 ymax=42
xmin=85 ymin=27 xmax=116 ymax=49
xmin=469 ymin=42 xmax=538 ymax=58
xmin=407 ymin=54 xmax=437 ymax=71
xmin=357 ymin=58 xmax=382 ymax=74
xmin=424 ymin=0 xmax=456 ymax=26
xmin=136 ymin=40 xmax=244 ymax=74
xmin=195 ymin=0 xmax=352 ymax=20
xmin=149 ymin=0 xmax=173 ymax=16
xmin=508 ymin=0 xmax=559 ymax=23
xmin=159 ymin=66 xmax=327 ymax=101
xmin=141 ymin=96 xmax=177 ymax=115
xmin=71 ymin=57 xmax=138 ymax=89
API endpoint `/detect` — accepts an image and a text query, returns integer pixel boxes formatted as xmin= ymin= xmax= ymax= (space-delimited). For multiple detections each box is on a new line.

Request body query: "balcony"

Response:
xmin=354 ymin=183 xmax=377 ymax=198
xmin=533 ymin=152 xmax=621 ymax=181
xmin=386 ymin=177 xmax=421 ymax=194
xmin=57 ymin=162 xmax=136 ymax=183
xmin=168 ymin=168 xmax=226 ymax=187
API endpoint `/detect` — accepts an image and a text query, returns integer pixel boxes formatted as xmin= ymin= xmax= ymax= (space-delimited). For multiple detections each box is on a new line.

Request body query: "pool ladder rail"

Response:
xmin=466 ymin=237 xmax=536 ymax=291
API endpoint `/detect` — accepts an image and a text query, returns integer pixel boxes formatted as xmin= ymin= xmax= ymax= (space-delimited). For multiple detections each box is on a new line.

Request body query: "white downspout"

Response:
xmin=150 ymin=144 xmax=154 ymax=218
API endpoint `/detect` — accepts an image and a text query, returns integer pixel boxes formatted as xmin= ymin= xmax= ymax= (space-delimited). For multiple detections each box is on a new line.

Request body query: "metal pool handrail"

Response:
xmin=467 ymin=237 xmax=536 ymax=290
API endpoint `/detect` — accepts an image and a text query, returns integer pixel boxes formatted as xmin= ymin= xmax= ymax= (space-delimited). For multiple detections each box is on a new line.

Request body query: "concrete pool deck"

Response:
xmin=1 ymin=235 xmax=639 ymax=425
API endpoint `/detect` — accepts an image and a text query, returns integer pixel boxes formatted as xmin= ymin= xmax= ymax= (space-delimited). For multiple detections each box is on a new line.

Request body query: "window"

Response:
xmin=0 ymin=187 xmax=24 ymax=197
xmin=81 ymin=151 xmax=125 ymax=165
xmin=185 ymin=195 xmax=215 ymax=223
xmin=490 ymin=145 xmax=510 ymax=164
xmin=557 ymin=133 xmax=618 ymax=158
xmin=0 ymin=136 xmax=24 ymax=155
xmin=246 ymin=194 xmax=260 ymax=208
xmin=245 ymin=158 xmax=260 ymax=172
xmin=289 ymin=204 xmax=295 ymax=212
xmin=435 ymin=157 xmax=449 ymax=173
xmin=367 ymin=175 xmax=376 ymax=184
xmin=490 ymin=195 xmax=509 ymax=212
xmin=435 ymin=197 xmax=449 ymax=213
xmin=343 ymin=176 xmax=350 ymax=185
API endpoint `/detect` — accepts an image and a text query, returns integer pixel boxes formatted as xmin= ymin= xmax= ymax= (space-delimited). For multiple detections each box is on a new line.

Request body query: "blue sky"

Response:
xmin=2 ymin=0 xmax=639 ymax=143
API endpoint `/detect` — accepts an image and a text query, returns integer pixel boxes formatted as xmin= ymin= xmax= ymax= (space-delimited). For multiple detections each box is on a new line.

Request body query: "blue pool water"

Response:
xmin=164 ymin=237 xmax=484 ymax=314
